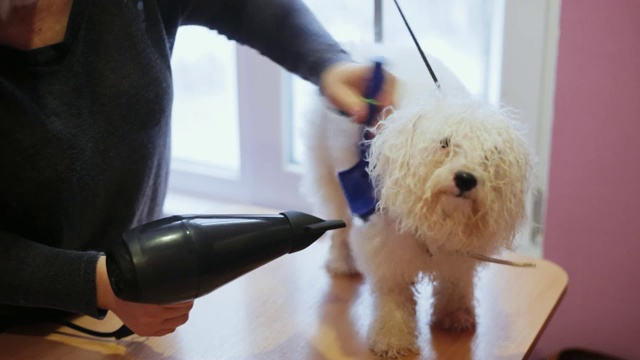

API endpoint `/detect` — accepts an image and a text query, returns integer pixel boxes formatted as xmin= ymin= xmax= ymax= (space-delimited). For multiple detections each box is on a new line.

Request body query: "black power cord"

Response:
xmin=51 ymin=319 xmax=133 ymax=339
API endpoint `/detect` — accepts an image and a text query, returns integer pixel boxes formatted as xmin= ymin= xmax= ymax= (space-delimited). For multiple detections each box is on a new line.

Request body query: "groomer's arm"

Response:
xmin=0 ymin=233 xmax=192 ymax=336
xmin=175 ymin=0 xmax=395 ymax=122
xmin=0 ymin=231 xmax=104 ymax=318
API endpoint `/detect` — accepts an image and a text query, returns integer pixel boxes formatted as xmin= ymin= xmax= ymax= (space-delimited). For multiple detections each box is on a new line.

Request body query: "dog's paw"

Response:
xmin=368 ymin=314 xmax=419 ymax=359
xmin=432 ymin=306 xmax=476 ymax=332
xmin=325 ymin=255 xmax=361 ymax=276
xmin=368 ymin=333 xmax=419 ymax=359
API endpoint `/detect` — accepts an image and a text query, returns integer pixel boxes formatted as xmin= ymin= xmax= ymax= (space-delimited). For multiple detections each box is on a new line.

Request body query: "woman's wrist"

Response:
xmin=95 ymin=255 xmax=116 ymax=311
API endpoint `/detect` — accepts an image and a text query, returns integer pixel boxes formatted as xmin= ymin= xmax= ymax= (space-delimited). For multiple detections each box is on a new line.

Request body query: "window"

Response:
xmin=166 ymin=0 xmax=560 ymax=256
xmin=171 ymin=25 xmax=240 ymax=174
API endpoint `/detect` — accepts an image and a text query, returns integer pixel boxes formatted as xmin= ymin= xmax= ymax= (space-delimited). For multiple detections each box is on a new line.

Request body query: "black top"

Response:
xmin=0 ymin=0 xmax=349 ymax=319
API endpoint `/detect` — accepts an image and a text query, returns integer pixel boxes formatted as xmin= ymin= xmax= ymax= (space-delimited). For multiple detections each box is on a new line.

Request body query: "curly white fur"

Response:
xmin=369 ymin=93 xmax=531 ymax=256
xmin=300 ymin=43 xmax=534 ymax=358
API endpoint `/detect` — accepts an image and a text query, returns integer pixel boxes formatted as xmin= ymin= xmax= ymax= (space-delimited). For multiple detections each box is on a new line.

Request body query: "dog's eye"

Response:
xmin=484 ymin=147 xmax=501 ymax=163
xmin=440 ymin=138 xmax=450 ymax=149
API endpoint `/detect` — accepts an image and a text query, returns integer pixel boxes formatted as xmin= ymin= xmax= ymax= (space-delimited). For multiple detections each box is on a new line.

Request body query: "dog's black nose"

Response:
xmin=454 ymin=171 xmax=477 ymax=193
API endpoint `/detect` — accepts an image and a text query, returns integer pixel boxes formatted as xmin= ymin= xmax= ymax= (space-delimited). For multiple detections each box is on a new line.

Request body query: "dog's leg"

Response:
xmin=350 ymin=218 xmax=422 ymax=357
xmin=368 ymin=279 xmax=419 ymax=358
xmin=431 ymin=257 xmax=478 ymax=331
xmin=317 ymin=170 xmax=360 ymax=276
xmin=326 ymin=227 xmax=359 ymax=276
xmin=301 ymin=152 xmax=358 ymax=275
xmin=299 ymin=104 xmax=361 ymax=276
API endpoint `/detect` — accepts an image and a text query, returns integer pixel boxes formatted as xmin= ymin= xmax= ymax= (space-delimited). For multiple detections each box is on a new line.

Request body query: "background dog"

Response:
xmin=300 ymin=43 xmax=534 ymax=357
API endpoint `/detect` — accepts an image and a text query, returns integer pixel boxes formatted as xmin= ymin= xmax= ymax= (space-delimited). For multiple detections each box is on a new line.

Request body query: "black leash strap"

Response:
xmin=392 ymin=0 xmax=441 ymax=89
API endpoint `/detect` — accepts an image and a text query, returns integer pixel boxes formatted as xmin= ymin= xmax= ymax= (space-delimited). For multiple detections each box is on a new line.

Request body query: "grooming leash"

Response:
xmin=421 ymin=243 xmax=536 ymax=268
xmin=391 ymin=0 xmax=441 ymax=89
xmin=460 ymin=251 xmax=537 ymax=268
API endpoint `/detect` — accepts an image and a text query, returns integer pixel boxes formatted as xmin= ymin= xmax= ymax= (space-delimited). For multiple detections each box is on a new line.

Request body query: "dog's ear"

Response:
xmin=487 ymin=116 xmax=534 ymax=248
xmin=367 ymin=104 xmax=443 ymax=236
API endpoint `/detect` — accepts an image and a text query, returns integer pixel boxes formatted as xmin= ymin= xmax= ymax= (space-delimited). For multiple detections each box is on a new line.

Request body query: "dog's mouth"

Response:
xmin=438 ymin=186 xmax=473 ymax=200
xmin=436 ymin=189 xmax=475 ymax=215
xmin=454 ymin=190 xmax=473 ymax=200
xmin=430 ymin=188 xmax=475 ymax=205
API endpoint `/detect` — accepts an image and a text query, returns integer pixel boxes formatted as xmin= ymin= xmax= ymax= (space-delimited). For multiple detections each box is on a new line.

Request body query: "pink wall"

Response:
xmin=534 ymin=0 xmax=640 ymax=358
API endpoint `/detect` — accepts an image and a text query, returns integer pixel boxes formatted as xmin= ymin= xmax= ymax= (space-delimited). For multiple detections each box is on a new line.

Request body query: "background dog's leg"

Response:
xmin=299 ymin=119 xmax=359 ymax=275
xmin=368 ymin=280 xmax=419 ymax=358
xmin=318 ymin=170 xmax=359 ymax=276
xmin=431 ymin=258 xmax=478 ymax=332
xmin=326 ymin=227 xmax=359 ymax=275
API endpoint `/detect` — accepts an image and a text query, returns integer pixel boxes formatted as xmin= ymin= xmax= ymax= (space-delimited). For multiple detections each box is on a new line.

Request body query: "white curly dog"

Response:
xmin=300 ymin=44 xmax=534 ymax=358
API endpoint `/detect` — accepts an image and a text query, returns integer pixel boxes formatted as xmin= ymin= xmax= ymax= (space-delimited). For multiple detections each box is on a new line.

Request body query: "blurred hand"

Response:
xmin=319 ymin=61 xmax=396 ymax=124
xmin=96 ymin=256 xmax=194 ymax=337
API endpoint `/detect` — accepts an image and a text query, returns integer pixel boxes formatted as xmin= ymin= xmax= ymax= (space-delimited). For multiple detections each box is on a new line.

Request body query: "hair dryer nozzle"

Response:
xmin=281 ymin=211 xmax=346 ymax=253
xmin=304 ymin=220 xmax=346 ymax=232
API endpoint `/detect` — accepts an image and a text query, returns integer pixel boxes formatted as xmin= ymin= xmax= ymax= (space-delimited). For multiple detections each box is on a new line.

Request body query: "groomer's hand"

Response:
xmin=320 ymin=61 xmax=396 ymax=124
xmin=95 ymin=256 xmax=194 ymax=336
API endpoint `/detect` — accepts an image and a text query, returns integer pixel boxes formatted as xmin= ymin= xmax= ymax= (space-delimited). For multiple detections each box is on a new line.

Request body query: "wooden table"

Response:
xmin=0 ymin=238 xmax=567 ymax=360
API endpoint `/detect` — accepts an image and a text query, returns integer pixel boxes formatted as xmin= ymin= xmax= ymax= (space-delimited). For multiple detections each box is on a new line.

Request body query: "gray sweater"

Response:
xmin=0 ymin=0 xmax=349 ymax=320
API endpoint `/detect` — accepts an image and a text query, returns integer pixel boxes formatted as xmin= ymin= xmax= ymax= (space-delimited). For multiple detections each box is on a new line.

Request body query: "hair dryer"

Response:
xmin=71 ymin=210 xmax=345 ymax=339
xmin=105 ymin=210 xmax=345 ymax=305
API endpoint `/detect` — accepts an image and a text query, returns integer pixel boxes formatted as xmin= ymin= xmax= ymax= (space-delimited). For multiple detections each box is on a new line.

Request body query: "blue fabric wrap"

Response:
xmin=336 ymin=60 xmax=384 ymax=221
xmin=337 ymin=143 xmax=377 ymax=220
